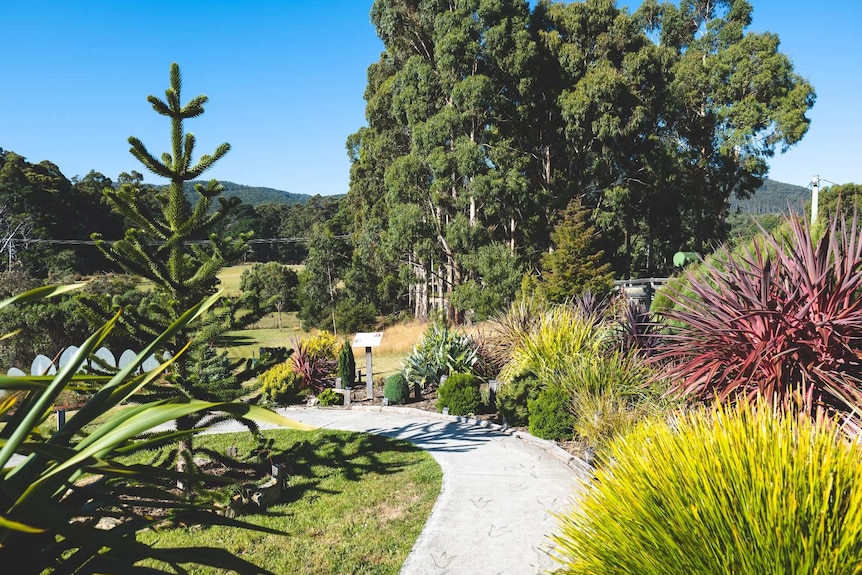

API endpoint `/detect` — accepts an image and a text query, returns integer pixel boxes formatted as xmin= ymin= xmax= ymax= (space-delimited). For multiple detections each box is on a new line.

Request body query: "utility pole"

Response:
xmin=810 ymin=175 xmax=820 ymax=228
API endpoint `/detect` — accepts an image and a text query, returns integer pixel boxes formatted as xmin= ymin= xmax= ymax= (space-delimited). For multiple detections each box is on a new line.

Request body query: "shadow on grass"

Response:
xmin=256 ymin=430 xmax=427 ymax=506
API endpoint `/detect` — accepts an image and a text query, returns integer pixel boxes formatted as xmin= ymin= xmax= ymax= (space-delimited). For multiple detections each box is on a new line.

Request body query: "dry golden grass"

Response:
xmin=375 ymin=320 xmax=427 ymax=356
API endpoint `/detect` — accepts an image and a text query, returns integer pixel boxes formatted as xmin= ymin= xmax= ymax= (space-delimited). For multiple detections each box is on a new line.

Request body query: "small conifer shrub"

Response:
xmin=437 ymin=372 xmax=481 ymax=416
xmin=384 ymin=373 xmax=410 ymax=405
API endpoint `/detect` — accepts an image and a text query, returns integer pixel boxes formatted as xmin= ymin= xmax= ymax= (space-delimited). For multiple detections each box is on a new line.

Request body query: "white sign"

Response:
xmin=352 ymin=332 xmax=383 ymax=348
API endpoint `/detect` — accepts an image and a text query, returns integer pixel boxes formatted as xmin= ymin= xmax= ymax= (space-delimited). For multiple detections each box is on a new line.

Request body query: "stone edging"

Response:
xmin=332 ymin=404 xmax=595 ymax=476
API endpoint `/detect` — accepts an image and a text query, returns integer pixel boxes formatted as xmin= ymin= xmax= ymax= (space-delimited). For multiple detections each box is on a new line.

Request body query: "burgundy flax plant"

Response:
xmin=289 ymin=338 xmax=337 ymax=393
xmin=654 ymin=212 xmax=862 ymax=431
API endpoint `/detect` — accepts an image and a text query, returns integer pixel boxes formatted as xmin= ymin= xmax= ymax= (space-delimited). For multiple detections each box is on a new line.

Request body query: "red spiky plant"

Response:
xmin=655 ymin=212 xmax=862 ymax=431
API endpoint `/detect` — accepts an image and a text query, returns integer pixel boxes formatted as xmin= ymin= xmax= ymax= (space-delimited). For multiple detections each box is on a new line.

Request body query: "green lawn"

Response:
xmin=136 ymin=428 xmax=442 ymax=574
xmin=216 ymin=265 xmax=419 ymax=380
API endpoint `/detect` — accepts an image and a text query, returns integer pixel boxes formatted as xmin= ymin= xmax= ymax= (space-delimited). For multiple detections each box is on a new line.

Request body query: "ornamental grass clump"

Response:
xmin=552 ymin=401 xmax=862 ymax=574
xmin=655 ymin=212 xmax=862 ymax=431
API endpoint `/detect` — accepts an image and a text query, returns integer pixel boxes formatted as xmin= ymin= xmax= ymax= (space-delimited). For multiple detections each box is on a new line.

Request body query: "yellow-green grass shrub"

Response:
xmin=552 ymin=401 xmax=862 ymax=574
xmin=259 ymin=362 xmax=304 ymax=404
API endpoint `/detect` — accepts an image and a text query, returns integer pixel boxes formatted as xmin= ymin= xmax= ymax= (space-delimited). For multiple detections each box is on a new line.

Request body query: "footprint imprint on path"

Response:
xmin=509 ymin=483 xmax=527 ymax=492
xmin=488 ymin=524 xmax=512 ymax=538
xmin=533 ymin=544 xmax=558 ymax=570
xmin=536 ymin=497 xmax=558 ymax=520
xmin=431 ymin=551 xmax=456 ymax=569
xmin=470 ymin=496 xmax=493 ymax=508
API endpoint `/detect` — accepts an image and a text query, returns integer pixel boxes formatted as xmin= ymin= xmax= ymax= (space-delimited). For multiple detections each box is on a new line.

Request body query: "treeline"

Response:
xmin=0 ymin=149 xmax=339 ymax=278
xmin=342 ymin=0 xmax=814 ymax=323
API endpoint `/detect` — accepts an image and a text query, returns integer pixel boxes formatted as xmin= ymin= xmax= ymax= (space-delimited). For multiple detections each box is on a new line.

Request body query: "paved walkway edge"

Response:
xmin=343 ymin=404 xmax=594 ymax=475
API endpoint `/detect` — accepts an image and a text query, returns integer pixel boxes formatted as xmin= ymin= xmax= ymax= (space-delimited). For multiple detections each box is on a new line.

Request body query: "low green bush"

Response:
xmin=384 ymin=373 xmax=411 ymax=405
xmin=316 ymin=388 xmax=341 ymax=407
xmin=437 ymin=372 xmax=481 ymax=416
xmin=552 ymin=402 xmax=862 ymax=574
xmin=497 ymin=376 xmax=540 ymax=427
xmin=259 ymin=362 xmax=304 ymax=404
xmin=528 ymin=383 xmax=574 ymax=440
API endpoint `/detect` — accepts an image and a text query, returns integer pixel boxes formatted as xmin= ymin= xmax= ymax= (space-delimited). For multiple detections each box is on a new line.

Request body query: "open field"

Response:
xmin=217 ymin=265 xmax=428 ymax=379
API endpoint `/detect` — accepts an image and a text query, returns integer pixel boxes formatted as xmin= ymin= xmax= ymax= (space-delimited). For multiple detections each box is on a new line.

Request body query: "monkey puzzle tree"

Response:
xmin=92 ymin=62 xmax=263 ymax=475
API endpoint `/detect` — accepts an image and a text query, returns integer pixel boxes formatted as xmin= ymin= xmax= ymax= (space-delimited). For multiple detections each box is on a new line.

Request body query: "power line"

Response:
xmin=14 ymin=236 xmax=349 ymax=247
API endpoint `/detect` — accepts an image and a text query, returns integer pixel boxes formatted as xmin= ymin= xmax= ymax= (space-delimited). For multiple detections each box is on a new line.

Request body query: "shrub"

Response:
xmin=316 ymin=387 xmax=341 ymax=407
xmin=528 ymin=383 xmax=574 ymax=440
xmin=481 ymin=295 xmax=546 ymax=373
xmin=437 ymin=372 xmax=481 ymax=416
xmin=496 ymin=376 xmax=540 ymax=427
xmin=499 ymin=304 xmax=610 ymax=388
xmin=403 ymin=320 xmax=480 ymax=390
xmin=290 ymin=337 xmax=337 ymax=393
xmin=334 ymin=299 xmax=377 ymax=333
xmin=654 ymin=213 xmax=862 ymax=431
xmin=305 ymin=331 xmax=339 ymax=360
xmin=337 ymin=340 xmax=356 ymax=388
xmin=259 ymin=362 xmax=304 ymax=404
xmin=384 ymin=373 xmax=410 ymax=405
xmin=552 ymin=402 xmax=862 ymax=574
xmin=567 ymin=351 xmax=669 ymax=458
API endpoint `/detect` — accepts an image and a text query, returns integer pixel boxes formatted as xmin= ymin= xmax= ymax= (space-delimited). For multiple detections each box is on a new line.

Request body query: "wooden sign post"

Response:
xmin=352 ymin=332 xmax=383 ymax=400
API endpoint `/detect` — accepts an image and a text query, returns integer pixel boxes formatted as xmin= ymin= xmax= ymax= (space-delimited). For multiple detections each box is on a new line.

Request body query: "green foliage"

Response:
xmin=240 ymin=262 xmax=299 ymax=330
xmin=0 ymin=285 xmax=302 ymax=573
xmin=436 ymin=372 xmax=481 ymax=416
xmin=817 ymin=182 xmax=862 ymax=228
xmin=498 ymin=305 xmax=609 ymax=388
xmin=567 ymin=351 xmax=666 ymax=458
xmin=315 ymin=387 xmax=341 ymax=407
xmin=451 ymin=243 xmax=525 ymax=321
xmin=497 ymin=376 xmax=539 ymax=427
xmin=527 ymin=383 xmax=574 ymax=441
xmin=337 ymin=340 xmax=356 ymax=388
xmin=334 ymin=298 xmax=377 ymax=333
xmin=87 ymin=63 xmax=272 ymax=469
xmin=552 ymin=402 xmax=862 ymax=574
xmin=351 ymin=0 xmax=814 ymax=308
xmin=259 ymin=362 xmax=304 ymax=405
xmin=297 ymin=225 xmax=349 ymax=332
xmin=730 ymin=177 xmax=808 ymax=215
xmin=539 ymin=197 xmax=614 ymax=303
xmin=402 ymin=320 xmax=480 ymax=390
xmin=383 ymin=373 xmax=410 ymax=405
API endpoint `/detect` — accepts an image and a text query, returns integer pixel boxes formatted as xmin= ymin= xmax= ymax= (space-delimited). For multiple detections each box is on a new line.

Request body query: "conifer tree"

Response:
xmin=92 ymin=63 xmax=264 ymax=476
xmin=539 ymin=197 xmax=614 ymax=303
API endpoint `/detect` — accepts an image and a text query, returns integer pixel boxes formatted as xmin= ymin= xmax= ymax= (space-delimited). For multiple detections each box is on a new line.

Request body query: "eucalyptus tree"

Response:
xmin=352 ymin=0 xmax=541 ymax=321
xmin=637 ymin=0 xmax=815 ymax=253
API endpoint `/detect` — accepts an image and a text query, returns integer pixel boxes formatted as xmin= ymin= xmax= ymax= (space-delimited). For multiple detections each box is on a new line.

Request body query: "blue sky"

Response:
xmin=1 ymin=1 xmax=858 ymax=197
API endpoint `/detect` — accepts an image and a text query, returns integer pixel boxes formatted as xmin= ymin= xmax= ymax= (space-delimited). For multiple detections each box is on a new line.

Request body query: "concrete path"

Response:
xmin=268 ymin=406 xmax=590 ymax=575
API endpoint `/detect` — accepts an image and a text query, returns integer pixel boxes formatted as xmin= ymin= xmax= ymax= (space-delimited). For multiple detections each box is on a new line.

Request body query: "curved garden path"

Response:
xmin=267 ymin=406 xmax=590 ymax=575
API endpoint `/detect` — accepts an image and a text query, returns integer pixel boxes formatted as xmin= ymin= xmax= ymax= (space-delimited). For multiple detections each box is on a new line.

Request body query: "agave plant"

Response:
xmin=402 ymin=320 xmax=480 ymax=390
xmin=0 ymin=286 xmax=309 ymax=574
xmin=655 ymin=212 xmax=862 ymax=430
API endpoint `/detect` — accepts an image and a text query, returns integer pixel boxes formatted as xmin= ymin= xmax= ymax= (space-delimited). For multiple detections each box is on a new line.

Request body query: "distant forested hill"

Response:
xmin=731 ymin=178 xmax=808 ymax=215
xmin=181 ymin=180 xmax=313 ymax=206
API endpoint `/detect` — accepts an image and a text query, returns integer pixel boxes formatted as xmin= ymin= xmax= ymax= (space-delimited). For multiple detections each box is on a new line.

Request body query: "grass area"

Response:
xmin=215 ymin=265 xmax=430 ymax=380
xmin=136 ymin=428 xmax=442 ymax=575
